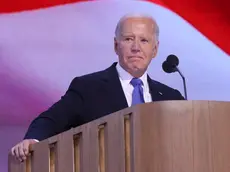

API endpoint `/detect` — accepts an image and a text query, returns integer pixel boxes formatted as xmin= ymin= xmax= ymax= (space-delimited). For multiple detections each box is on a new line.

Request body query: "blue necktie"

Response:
xmin=130 ymin=78 xmax=145 ymax=105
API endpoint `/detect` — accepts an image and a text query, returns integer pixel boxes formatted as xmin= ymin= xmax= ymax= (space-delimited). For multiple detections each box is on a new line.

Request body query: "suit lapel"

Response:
xmin=147 ymin=75 xmax=165 ymax=101
xmin=99 ymin=63 xmax=128 ymax=111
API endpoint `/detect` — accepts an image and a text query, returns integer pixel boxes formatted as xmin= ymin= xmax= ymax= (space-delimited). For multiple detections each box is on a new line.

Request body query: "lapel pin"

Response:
xmin=159 ymin=92 xmax=163 ymax=95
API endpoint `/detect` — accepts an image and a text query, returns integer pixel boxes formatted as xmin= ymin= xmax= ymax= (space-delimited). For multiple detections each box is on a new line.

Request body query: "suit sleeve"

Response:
xmin=24 ymin=77 xmax=84 ymax=141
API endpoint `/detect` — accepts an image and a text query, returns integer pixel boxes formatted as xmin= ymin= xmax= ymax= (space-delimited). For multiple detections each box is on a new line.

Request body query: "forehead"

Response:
xmin=119 ymin=17 xmax=155 ymax=35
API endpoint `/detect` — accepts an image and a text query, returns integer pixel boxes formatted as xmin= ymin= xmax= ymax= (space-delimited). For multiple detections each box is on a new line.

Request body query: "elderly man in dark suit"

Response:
xmin=11 ymin=13 xmax=184 ymax=161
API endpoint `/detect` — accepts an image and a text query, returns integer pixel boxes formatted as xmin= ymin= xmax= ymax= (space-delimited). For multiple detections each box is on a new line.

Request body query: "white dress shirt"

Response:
xmin=116 ymin=63 xmax=152 ymax=107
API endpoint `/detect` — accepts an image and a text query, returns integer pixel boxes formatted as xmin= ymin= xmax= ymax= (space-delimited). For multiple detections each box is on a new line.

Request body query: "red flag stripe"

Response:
xmin=147 ymin=0 xmax=230 ymax=55
xmin=0 ymin=0 xmax=229 ymax=55
xmin=0 ymin=0 xmax=87 ymax=13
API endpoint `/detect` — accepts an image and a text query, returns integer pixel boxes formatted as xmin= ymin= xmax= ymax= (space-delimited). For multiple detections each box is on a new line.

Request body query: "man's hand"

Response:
xmin=11 ymin=139 xmax=37 ymax=162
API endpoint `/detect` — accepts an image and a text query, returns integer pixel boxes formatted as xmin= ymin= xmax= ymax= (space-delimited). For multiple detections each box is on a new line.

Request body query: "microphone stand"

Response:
xmin=175 ymin=66 xmax=187 ymax=100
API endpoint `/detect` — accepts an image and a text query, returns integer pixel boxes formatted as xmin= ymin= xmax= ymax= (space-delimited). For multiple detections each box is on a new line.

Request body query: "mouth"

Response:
xmin=128 ymin=56 xmax=143 ymax=60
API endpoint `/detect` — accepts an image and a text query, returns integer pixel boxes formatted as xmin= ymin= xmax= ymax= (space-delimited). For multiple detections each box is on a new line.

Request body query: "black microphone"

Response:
xmin=162 ymin=54 xmax=188 ymax=100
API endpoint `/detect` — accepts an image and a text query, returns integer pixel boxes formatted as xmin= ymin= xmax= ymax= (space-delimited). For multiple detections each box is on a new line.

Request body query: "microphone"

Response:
xmin=162 ymin=54 xmax=188 ymax=100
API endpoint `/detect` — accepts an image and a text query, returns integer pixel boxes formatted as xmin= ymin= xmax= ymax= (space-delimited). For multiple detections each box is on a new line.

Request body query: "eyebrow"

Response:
xmin=120 ymin=33 xmax=134 ymax=37
xmin=121 ymin=34 xmax=152 ymax=39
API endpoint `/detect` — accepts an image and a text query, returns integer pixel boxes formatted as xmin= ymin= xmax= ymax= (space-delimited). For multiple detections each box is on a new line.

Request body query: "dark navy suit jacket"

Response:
xmin=24 ymin=63 xmax=184 ymax=141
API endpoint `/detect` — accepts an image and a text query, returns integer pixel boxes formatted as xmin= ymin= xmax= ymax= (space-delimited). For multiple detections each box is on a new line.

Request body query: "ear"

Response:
xmin=114 ymin=37 xmax=119 ymax=55
xmin=152 ymin=40 xmax=159 ymax=58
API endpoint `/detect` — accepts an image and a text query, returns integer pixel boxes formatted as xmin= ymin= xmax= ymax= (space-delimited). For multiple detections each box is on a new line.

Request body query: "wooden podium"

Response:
xmin=8 ymin=100 xmax=230 ymax=172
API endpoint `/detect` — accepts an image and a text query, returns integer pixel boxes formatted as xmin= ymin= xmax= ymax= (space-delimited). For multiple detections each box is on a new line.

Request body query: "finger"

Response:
xmin=23 ymin=141 xmax=29 ymax=155
xmin=15 ymin=146 xmax=22 ymax=162
xmin=18 ymin=144 xmax=26 ymax=161
xmin=11 ymin=147 xmax=16 ymax=156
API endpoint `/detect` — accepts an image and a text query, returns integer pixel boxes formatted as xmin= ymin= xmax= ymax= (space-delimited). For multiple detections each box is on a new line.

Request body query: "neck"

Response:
xmin=129 ymin=70 xmax=145 ymax=78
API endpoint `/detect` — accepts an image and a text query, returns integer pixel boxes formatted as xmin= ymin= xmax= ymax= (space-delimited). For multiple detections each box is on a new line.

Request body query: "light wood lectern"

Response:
xmin=8 ymin=100 xmax=230 ymax=172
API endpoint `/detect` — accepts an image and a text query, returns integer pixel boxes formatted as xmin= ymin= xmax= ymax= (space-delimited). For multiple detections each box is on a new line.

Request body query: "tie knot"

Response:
xmin=130 ymin=78 xmax=143 ymax=87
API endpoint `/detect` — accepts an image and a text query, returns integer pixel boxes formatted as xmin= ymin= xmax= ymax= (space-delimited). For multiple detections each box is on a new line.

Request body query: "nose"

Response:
xmin=131 ymin=40 xmax=141 ymax=52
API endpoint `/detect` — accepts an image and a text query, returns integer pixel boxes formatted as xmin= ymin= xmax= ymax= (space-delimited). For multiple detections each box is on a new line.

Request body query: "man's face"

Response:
xmin=114 ymin=17 xmax=159 ymax=77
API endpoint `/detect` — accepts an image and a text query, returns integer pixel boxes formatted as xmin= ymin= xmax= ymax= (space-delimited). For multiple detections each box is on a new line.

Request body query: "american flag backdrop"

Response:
xmin=0 ymin=0 xmax=229 ymax=171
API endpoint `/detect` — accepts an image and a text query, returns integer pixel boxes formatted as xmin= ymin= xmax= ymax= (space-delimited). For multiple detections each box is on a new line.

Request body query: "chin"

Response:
xmin=129 ymin=62 xmax=143 ymax=70
xmin=129 ymin=64 xmax=144 ymax=74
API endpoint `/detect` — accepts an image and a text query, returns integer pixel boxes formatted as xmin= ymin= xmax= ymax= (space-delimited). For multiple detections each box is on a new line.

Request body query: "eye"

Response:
xmin=125 ymin=37 xmax=133 ymax=41
xmin=141 ymin=39 xmax=149 ymax=43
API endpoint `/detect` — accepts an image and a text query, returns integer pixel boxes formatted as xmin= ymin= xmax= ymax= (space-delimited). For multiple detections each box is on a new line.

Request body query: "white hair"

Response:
xmin=115 ymin=13 xmax=160 ymax=41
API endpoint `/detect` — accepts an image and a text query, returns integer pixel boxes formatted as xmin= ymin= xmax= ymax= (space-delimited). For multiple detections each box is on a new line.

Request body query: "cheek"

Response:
xmin=119 ymin=44 xmax=130 ymax=57
xmin=143 ymin=47 xmax=154 ymax=59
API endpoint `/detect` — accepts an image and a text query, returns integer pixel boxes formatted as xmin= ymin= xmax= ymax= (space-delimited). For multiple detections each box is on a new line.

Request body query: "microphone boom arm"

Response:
xmin=175 ymin=66 xmax=187 ymax=100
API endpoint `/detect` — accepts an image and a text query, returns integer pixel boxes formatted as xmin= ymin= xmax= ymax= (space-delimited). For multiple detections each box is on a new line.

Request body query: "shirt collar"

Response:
xmin=116 ymin=62 xmax=148 ymax=87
